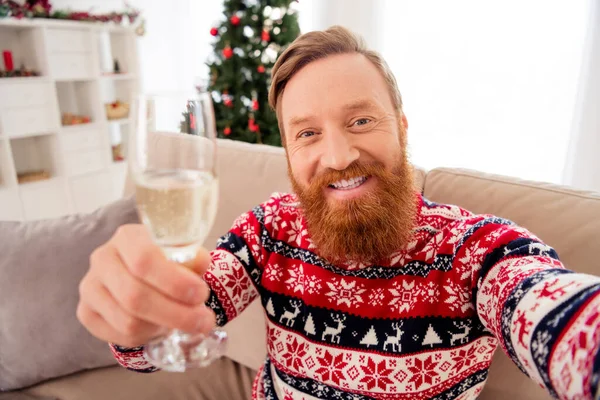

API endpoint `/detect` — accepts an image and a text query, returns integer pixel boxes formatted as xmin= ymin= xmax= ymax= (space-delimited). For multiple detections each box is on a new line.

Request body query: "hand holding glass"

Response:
xmin=129 ymin=92 xmax=226 ymax=372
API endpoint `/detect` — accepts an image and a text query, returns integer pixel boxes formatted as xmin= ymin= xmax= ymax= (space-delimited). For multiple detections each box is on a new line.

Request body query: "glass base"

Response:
xmin=144 ymin=329 xmax=228 ymax=372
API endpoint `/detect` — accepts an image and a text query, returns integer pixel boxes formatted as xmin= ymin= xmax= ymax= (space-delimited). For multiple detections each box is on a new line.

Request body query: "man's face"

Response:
xmin=280 ymin=53 xmax=416 ymax=264
xmin=281 ymin=53 xmax=406 ymax=197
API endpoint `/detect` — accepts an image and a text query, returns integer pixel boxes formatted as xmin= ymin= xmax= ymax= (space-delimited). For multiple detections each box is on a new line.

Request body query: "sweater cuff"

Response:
xmin=109 ymin=343 xmax=159 ymax=373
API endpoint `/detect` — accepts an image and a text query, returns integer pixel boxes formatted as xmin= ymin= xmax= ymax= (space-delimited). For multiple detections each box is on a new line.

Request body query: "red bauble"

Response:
xmin=224 ymin=126 xmax=231 ymax=136
xmin=248 ymin=118 xmax=259 ymax=132
xmin=257 ymin=65 xmax=265 ymax=73
xmin=210 ymin=27 xmax=218 ymax=36
xmin=223 ymin=46 xmax=233 ymax=59
xmin=224 ymin=98 xmax=233 ymax=107
xmin=252 ymin=99 xmax=259 ymax=111
xmin=261 ymin=30 xmax=270 ymax=42
xmin=230 ymin=15 xmax=241 ymax=26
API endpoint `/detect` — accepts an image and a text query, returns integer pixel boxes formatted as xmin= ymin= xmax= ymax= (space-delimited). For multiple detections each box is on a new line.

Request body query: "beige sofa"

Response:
xmin=18 ymin=139 xmax=600 ymax=400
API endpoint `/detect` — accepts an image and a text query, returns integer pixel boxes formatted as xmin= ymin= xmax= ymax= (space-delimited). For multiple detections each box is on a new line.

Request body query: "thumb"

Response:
xmin=182 ymin=247 xmax=212 ymax=277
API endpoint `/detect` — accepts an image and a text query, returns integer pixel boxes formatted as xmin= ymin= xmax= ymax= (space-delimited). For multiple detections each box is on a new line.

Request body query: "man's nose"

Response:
xmin=319 ymin=131 xmax=360 ymax=171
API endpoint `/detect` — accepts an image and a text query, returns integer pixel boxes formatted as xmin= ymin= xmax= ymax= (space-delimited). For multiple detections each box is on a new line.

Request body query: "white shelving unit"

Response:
xmin=0 ymin=18 xmax=139 ymax=221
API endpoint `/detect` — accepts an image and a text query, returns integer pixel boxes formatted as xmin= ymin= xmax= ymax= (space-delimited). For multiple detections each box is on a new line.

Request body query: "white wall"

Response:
xmin=563 ymin=0 xmax=600 ymax=192
xmin=296 ymin=0 xmax=593 ymax=185
xmin=52 ymin=0 xmax=222 ymax=92
xmin=303 ymin=0 xmax=385 ymax=51
xmin=381 ymin=0 xmax=591 ymax=184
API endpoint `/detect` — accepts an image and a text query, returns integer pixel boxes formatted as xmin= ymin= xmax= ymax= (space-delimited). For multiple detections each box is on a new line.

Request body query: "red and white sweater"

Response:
xmin=112 ymin=193 xmax=600 ymax=399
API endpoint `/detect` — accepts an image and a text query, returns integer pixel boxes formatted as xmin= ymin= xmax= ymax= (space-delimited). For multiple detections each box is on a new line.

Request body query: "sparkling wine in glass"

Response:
xmin=130 ymin=91 xmax=226 ymax=372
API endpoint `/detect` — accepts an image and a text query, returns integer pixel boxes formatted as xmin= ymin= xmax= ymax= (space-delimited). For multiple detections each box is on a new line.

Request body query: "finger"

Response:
xmin=77 ymin=302 xmax=153 ymax=348
xmin=98 ymin=246 xmax=215 ymax=333
xmin=182 ymin=247 xmax=212 ymax=277
xmin=111 ymin=225 xmax=208 ymax=305
xmin=80 ymin=274 xmax=165 ymax=341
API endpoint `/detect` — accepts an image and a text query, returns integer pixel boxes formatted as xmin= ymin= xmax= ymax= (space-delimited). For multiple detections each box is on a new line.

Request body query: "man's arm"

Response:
xmin=464 ymin=216 xmax=600 ymax=399
xmin=108 ymin=202 xmax=271 ymax=372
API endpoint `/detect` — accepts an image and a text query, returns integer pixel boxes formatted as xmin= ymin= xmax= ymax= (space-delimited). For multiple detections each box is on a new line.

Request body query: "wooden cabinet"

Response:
xmin=20 ymin=178 xmax=70 ymax=220
xmin=0 ymin=19 xmax=139 ymax=221
xmin=70 ymin=171 xmax=114 ymax=214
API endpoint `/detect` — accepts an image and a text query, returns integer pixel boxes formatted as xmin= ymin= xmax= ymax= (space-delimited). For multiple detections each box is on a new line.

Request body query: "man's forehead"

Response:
xmin=280 ymin=53 xmax=391 ymax=123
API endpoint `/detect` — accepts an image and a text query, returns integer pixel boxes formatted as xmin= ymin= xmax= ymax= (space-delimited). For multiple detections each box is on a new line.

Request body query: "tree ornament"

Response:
xmin=261 ymin=29 xmax=270 ymax=42
xmin=230 ymin=15 xmax=241 ymax=26
xmin=257 ymin=65 xmax=265 ymax=73
xmin=224 ymin=126 xmax=231 ymax=135
xmin=210 ymin=27 xmax=218 ymax=36
xmin=252 ymin=98 xmax=259 ymax=111
xmin=248 ymin=115 xmax=259 ymax=132
xmin=224 ymin=97 xmax=233 ymax=107
xmin=222 ymin=45 xmax=233 ymax=59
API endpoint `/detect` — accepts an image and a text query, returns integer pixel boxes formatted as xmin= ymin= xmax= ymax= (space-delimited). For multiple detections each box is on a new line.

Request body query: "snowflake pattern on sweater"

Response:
xmin=112 ymin=193 xmax=600 ymax=399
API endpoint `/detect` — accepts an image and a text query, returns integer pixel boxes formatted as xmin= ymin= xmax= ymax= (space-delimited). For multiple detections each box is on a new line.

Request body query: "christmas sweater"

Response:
xmin=111 ymin=193 xmax=600 ymax=400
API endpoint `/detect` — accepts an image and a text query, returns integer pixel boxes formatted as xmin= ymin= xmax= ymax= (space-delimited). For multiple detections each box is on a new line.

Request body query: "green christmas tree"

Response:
xmin=206 ymin=0 xmax=300 ymax=146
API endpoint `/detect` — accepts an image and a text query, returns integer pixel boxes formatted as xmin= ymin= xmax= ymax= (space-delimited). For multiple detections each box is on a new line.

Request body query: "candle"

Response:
xmin=3 ymin=50 xmax=13 ymax=71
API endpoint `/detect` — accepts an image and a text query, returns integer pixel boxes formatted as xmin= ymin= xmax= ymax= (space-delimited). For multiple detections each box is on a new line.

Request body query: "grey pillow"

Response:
xmin=0 ymin=197 xmax=139 ymax=391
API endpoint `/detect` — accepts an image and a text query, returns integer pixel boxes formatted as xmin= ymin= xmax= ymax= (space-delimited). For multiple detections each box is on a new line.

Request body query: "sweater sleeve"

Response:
xmin=463 ymin=216 xmax=600 ymax=400
xmin=110 ymin=198 xmax=274 ymax=372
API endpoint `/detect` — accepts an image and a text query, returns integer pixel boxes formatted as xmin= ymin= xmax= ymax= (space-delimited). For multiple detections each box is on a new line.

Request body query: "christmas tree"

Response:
xmin=266 ymin=298 xmax=276 ymax=316
xmin=304 ymin=313 xmax=316 ymax=335
xmin=206 ymin=0 xmax=301 ymax=146
xmin=422 ymin=324 xmax=443 ymax=348
xmin=360 ymin=326 xmax=379 ymax=348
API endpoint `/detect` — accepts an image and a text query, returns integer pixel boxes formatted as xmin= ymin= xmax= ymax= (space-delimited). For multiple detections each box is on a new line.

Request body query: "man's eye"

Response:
xmin=299 ymin=131 xmax=316 ymax=138
xmin=354 ymin=118 xmax=371 ymax=126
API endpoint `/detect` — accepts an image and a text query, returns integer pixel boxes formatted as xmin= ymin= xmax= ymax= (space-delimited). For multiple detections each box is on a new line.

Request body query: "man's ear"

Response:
xmin=401 ymin=113 xmax=409 ymax=131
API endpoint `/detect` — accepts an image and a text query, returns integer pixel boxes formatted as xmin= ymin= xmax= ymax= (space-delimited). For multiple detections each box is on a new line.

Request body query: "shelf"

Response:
xmin=108 ymin=118 xmax=130 ymax=125
xmin=101 ymin=73 xmax=136 ymax=81
xmin=0 ymin=140 xmax=16 ymax=187
xmin=0 ymin=76 xmax=50 ymax=85
xmin=10 ymin=134 xmax=59 ymax=185
xmin=18 ymin=176 xmax=70 ymax=220
xmin=54 ymin=76 xmax=97 ymax=82
xmin=0 ymin=18 xmax=139 ymax=221
xmin=56 ymin=80 xmax=101 ymax=125
xmin=60 ymin=122 xmax=100 ymax=133
xmin=108 ymin=119 xmax=128 ymax=163
xmin=0 ymin=24 xmax=46 ymax=76
xmin=7 ymin=130 xmax=56 ymax=139
xmin=17 ymin=174 xmax=60 ymax=188
xmin=96 ymin=29 xmax=135 ymax=77
xmin=0 ymin=18 xmax=139 ymax=34
xmin=0 ymin=187 xmax=23 ymax=221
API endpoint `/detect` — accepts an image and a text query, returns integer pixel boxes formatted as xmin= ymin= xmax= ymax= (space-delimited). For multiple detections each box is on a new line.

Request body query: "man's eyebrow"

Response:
xmin=288 ymin=99 xmax=380 ymax=128
xmin=342 ymin=99 xmax=379 ymax=112
xmin=288 ymin=115 xmax=313 ymax=128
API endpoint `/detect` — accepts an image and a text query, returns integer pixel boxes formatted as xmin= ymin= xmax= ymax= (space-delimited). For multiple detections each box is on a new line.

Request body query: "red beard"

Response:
xmin=289 ymin=152 xmax=417 ymax=265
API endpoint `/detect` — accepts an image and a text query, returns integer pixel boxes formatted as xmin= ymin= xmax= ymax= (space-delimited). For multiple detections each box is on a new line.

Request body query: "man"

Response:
xmin=78 ymin=26 xmax=600 ymax=399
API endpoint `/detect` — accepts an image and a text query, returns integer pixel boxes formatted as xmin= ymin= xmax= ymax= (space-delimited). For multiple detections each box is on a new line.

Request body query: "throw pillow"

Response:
xmin=0 ymin=196 xmax=139 ymax=391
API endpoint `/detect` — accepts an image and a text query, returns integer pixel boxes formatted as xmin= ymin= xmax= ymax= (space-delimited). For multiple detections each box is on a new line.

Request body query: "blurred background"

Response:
xmin=0 ymin=0 xmax=598 ymax=220
xmin=85 ymin=0 xmax=598 ymax=187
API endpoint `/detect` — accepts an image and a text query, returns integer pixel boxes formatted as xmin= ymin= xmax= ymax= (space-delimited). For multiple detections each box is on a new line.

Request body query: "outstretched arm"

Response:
xmin=464 ymin=217 xmax=600 ymax=399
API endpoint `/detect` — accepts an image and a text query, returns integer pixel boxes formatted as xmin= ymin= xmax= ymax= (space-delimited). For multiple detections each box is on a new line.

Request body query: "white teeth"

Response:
xmin=331 ymin=176 xmax=367 ymax=190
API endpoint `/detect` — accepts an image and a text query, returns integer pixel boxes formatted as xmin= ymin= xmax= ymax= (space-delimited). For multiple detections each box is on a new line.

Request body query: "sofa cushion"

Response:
xmin=0 ymin=197 xmax=139 ymax=391
xmin=423 ymin=167 xmax=600 ymax=400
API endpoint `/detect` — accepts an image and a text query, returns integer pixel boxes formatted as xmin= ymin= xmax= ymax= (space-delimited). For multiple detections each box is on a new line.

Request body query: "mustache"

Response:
xmin=309 ymin=161 xmax=388 ymax=189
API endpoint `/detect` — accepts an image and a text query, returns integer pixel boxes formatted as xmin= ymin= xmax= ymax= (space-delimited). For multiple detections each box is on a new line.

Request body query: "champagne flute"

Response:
xmin=129 ymin=91 xmax=227 ymax=372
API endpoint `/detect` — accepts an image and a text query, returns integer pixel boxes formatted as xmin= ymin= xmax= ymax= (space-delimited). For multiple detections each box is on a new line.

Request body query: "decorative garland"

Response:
xmin=0 ymin=1 xmax=144 ymax=35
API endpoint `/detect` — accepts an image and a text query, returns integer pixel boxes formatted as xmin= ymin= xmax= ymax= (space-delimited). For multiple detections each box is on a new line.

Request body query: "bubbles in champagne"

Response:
xmin=135 ymin=170 xmax=218 ymax=255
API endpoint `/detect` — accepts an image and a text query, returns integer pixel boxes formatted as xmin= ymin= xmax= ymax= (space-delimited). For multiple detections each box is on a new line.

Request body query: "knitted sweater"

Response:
xmin=111 ymin=193 xmax=600 ymax=399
